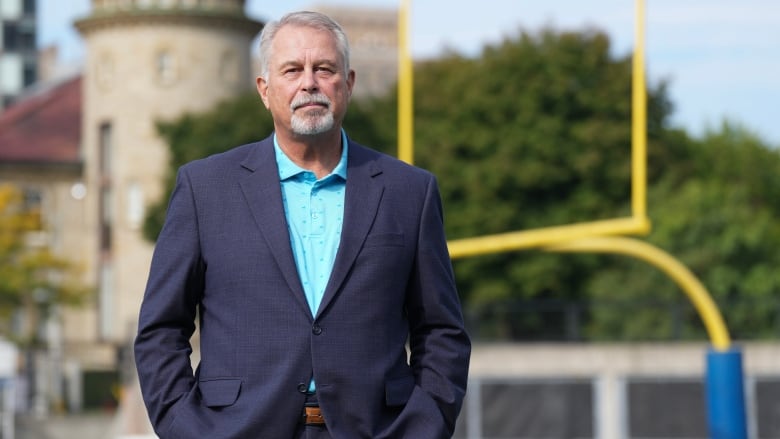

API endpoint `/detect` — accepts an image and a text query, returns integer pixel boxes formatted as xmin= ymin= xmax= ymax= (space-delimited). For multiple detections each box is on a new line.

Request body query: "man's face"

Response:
xmin=257 ymin=25 xmax=355 ymax=138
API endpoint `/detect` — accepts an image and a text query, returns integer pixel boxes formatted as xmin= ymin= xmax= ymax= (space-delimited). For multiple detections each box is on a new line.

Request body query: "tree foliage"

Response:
xmin=143 ymin=27 xmax=780 ymax=341
xmin=0 ymin=185 xmax=90 ymax=344
xmin=586 ymin=124 xmax=780 ymax=340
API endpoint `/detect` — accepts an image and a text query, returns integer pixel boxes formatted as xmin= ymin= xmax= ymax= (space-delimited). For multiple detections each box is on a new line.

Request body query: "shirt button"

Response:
xmin=312 ymin=324 xmax=323 ymax=335
xmin=297 ymin=383 xmax=308 ymax=393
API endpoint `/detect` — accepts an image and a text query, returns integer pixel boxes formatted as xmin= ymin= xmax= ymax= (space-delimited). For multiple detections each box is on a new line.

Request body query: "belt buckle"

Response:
xmin=303 ymin=404 xmax=326 ymax=426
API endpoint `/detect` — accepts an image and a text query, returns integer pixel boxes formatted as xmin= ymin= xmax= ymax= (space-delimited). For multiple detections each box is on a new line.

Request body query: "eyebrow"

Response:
xmin=277 ymin=59 xmax=340 ymax=71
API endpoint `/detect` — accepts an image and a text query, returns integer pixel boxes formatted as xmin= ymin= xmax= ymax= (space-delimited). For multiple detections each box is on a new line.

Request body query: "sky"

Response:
xmin=37 ymin=0 xmax=780 ymax=145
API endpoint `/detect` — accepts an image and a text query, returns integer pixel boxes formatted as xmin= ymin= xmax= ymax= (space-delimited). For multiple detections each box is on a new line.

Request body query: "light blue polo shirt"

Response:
xmin=274 ymin=131 xmax=348 ymax=318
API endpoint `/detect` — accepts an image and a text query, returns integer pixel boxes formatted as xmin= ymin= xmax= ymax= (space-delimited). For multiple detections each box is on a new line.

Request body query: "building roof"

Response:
xmin=0 ymin=74 xmax=82 ymax=165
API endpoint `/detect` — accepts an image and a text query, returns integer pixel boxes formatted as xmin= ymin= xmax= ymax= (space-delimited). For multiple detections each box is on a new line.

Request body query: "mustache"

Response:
xmin=291 ymin=94 xmax=331 ymax=111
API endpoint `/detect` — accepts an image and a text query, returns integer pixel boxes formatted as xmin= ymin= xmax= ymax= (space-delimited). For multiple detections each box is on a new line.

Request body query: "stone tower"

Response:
xmin=75 ymin=0 xmax=263 ymax=345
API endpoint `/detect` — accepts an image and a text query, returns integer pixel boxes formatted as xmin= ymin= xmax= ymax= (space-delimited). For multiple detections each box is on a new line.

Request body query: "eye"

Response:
xmin=315 ymin=67 xmax=336 ymax=77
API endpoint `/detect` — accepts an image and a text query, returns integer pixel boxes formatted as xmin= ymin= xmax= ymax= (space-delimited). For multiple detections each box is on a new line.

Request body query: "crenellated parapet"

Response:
xmin=76 ymin=0 xmax=260 ymax=36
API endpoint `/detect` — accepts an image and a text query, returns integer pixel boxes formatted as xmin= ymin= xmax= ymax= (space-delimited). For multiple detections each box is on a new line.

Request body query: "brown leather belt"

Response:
xmin=303 ymin=405 xmax=326 ymax=425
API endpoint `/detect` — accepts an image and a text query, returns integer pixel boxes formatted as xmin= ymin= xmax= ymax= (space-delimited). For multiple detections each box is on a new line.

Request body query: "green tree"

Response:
xmin=404 ymin=29 xmax=672 ymax=339
xmin=0 ymin=184 xmax=89 ymax=345
xmin=586 ymin=123 xmax=780 ymax=340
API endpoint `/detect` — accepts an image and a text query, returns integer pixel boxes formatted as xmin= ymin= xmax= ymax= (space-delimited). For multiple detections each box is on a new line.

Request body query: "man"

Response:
xmin=134 ymin=11 xmax=470 ymax=439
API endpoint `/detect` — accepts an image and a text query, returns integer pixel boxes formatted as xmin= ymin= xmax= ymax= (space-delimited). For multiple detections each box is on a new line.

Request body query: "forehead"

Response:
xmin=270 ymin=25 xmax=342 ymax=64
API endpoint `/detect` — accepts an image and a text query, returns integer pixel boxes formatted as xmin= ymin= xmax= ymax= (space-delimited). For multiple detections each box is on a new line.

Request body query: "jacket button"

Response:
xmin=297 ymin=383 xmax=308 ymax=393
xmin=312 ymin=324 xmax=322 ymax=335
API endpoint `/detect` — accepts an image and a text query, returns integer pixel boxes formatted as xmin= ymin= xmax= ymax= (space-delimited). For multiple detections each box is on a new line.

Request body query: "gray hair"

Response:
xmin=258 ymin=11 xmax=351 ymax=79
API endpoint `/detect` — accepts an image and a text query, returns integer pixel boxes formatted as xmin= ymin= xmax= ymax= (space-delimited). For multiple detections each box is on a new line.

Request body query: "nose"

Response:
xmin=301 ymin=68 xmax=318 ymax=93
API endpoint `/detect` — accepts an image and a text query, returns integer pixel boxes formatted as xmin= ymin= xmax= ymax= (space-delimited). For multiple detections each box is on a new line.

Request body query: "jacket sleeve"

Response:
xmin=134 ymin=167 xmax=204 ymax=434
xmin=406 ymin=175 xmax=471 ymax=434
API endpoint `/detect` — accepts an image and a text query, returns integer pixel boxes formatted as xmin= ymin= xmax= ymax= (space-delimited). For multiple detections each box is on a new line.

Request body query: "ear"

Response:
xmin=256 ymin=76 xmax=270 ymax=109
xmin=346 ymin=69 xmax=356 ymax=100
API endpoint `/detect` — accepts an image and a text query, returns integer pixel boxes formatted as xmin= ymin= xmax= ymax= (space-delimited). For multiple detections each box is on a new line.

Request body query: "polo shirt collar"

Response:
xmin=274 ymin=130 xmax=349 ymax=181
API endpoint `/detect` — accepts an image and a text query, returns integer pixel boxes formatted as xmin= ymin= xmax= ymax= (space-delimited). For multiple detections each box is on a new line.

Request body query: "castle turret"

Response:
xmin=75 ymin=1 xmax=263 ymax=344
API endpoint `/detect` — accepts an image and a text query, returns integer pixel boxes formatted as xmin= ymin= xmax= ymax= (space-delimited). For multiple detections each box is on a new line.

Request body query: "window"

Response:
xmin=2 ymin=23 xmax=19 ymax=51
xmin=126 ymin=181 xmax=145 ymax=229
xmin=99 ymin=122 xmax=113 ymax=176
xmin=23 ymin=64 xmax=35 ymax=87
xmin=100 ymin=187 xmax=113 ymax=248
xmin=156 ymin=50 xmax=177 ymax=85
xmin=23 ymin=0 xmax=35 ymax=14
xmin=98 ymin=122 xmax=113 ymax=253
xmin=18 ymin=22 xmax=35 ymax=51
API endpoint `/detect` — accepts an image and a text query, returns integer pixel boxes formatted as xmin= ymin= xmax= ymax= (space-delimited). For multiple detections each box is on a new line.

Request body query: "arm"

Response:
xmin=406 ymin=175 xmax=471 ymax=434
xmin=134 ymin=167 xmax=204 ymax=432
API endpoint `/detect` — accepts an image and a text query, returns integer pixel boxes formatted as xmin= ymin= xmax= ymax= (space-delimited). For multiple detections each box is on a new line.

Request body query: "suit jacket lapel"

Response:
xmin=317 ymin=142 xmax=384 ymax=318
xmin=238 ymin=137 xmax=311 ymax=318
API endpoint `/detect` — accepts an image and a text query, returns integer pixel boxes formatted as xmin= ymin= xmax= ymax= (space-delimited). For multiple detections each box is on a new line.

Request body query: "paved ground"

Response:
xmin=15 ymin=413 xmax=115 ymax=439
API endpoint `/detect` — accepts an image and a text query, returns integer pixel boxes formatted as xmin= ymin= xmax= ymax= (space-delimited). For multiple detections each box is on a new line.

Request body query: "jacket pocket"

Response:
xmin=385 ymin=373 xmax=415 ymax=407
xmin=198 ymin=378 xmax=242 ymax=407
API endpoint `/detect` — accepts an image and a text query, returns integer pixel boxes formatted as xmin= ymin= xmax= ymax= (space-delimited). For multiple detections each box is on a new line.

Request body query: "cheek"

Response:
xmin=333 ymin=89 xmax=352 ymax=109
xmin=266 ymin=90 xmax=290 ymax=111
xmin=323 ymin=84 xmax=345 ymax=102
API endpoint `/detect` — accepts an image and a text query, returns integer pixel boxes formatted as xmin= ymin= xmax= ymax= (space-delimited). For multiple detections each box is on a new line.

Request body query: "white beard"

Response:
xmin=290 ymin=93 xmax=335 ymax=135
xmin=291 ymin=108 xmax=335 ymax=135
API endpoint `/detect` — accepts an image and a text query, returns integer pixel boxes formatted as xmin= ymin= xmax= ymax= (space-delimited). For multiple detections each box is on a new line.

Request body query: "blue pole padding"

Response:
xmin=706 ymin=347 xmax=748 ymax=439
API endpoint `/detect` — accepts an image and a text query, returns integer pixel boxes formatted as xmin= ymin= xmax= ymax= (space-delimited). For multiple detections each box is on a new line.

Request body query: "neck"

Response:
xmin=277 ymin=129 xmax=342 ymax=179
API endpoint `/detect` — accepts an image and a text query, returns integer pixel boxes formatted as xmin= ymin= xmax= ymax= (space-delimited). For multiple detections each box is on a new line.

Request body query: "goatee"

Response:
xmin=290 ymin=94 xmax=335 ymax=135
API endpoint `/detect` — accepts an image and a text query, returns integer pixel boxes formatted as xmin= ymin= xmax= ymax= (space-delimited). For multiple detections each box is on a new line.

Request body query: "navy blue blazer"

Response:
xmin=134 ymin=135 xmax=471 ymax=438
